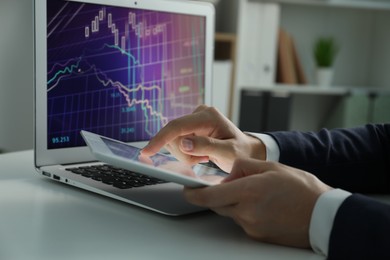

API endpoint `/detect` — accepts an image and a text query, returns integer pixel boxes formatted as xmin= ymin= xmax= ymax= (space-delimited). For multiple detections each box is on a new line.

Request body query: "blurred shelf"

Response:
xmin=243 ymin=84 xmax=390 ymax=95
xmin=257 ymin=0 xmax=390 ymax=10
xmin=214 ymin=32 xmax=237 ymax=119
xmin=214 ymin=32 xmax=236 ymax=60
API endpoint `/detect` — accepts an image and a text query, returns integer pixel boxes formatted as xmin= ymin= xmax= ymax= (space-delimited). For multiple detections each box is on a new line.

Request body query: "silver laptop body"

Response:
xmin=34 ymin=0 xmax=215 ymax=216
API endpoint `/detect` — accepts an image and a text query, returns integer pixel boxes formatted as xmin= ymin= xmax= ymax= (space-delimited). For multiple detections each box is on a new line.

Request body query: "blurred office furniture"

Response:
xmin=239 ymin=90 xmax=292 ymax=132
xmin=325 ymin=91 xmax=390 ymax=129
xmin=219 ymin=0 xmax=390 ymax=129
xmin=213 ymin=33 xmax=236 ymax=118
xmin=239 ymin=86 xmax=390 ymax=133
xmin=372 ymin=93 xmax=390 ymax=124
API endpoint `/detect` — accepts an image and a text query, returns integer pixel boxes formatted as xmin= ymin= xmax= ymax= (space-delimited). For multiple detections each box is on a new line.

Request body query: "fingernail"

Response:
xmin=199 ymin=158 xmax=209 ymax=163
xmin=181 ymin=138 xmax=193 ymax=151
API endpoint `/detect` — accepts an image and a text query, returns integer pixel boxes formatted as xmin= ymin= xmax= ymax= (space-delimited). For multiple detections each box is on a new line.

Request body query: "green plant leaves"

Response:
xmin=313 ymin=38 xmax=339 ymax=67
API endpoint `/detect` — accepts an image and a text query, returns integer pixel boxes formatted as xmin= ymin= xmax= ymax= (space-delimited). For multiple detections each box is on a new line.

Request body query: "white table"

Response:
xmin=0 ymin=150 xmax=323 ymax=260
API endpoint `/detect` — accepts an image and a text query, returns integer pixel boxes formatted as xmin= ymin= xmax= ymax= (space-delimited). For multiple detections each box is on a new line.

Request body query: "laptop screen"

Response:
xmin=46 ymin=0 xmax=206 ymax=149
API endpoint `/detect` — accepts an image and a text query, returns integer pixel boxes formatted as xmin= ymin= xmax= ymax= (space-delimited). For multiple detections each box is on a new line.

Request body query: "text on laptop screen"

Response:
xmin=47 ymin=0 xmax=206 ymax=149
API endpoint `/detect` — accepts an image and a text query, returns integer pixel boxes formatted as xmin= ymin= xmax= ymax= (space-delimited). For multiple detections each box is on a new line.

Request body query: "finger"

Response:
xmin=183 ymin=181 xmax=244 ymax=208
xmin=192 ymin=104 xmax=208 ymax=113
xmin=169 ymin=149 xmax=210 ymax=166
xmin=180 ymin=136 xmax=232 ymax=158
xmin=164 ymin=137 xmax=210 ymax=165
xmin=223 ymin=158 xmax=278 ymax=183
xmin=211 ymin=205 xmax=237 ymax=218
xmin=179 ymin=136 xmax=236 ymax=171
xmin=141 ymin=111 xmax=213 ymax=156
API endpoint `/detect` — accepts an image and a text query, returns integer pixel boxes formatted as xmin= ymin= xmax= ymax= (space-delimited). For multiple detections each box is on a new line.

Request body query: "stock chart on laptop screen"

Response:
xmin=47 ymin=0 xmax=206 ymax=149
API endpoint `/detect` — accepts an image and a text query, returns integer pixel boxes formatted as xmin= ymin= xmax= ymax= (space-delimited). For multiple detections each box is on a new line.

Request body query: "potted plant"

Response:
xmin=313 ymin=37 xmax=339 ymax=86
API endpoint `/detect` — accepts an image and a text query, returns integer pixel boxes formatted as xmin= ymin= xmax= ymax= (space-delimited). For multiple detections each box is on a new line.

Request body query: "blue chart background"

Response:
xmin=47 ymin=0 xmax=206 ymax=149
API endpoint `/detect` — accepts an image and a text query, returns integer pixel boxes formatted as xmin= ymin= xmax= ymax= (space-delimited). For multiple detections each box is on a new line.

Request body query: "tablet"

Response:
xmin=81 ymin=130 xmax=228 ymax=187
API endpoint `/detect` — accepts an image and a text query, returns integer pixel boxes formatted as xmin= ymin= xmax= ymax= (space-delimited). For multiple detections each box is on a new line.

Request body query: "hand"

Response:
xmin=142 ymin=105 xmax=265 ymax=172
xmin=183 ymin=158 xmax=332 ymax=248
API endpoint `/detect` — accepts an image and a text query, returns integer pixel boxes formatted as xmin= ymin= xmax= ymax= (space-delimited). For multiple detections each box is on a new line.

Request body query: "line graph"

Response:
xmin=47 ymin=0 xmax=206 ymax=149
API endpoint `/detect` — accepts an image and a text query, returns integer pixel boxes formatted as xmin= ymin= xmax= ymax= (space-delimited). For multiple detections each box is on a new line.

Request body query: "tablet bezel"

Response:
xmin=81 ymin=130 xmax=227 ymax=188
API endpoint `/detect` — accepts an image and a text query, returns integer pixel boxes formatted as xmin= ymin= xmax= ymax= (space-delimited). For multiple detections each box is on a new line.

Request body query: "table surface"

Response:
xmin=0 ymin=150 xmax=323 ymax=260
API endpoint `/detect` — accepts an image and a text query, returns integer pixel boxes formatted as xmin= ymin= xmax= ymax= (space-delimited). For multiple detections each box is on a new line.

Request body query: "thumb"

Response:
xmin=223 ymin=158 xmax=269 ymax=183
xmin=179 ymin=136 xmax=232 ymax=160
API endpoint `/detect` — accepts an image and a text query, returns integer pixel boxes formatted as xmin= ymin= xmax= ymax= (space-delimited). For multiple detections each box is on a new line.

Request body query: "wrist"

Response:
xmin=244 ymin=133 xmax=280 ymax=162
xmin=245 ymin=134 xmax=266 ymax=161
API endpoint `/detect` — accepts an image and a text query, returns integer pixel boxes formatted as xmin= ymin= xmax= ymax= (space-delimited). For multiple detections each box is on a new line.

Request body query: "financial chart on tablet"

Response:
xmin=47 ymin=0 xmax=206 ymax=149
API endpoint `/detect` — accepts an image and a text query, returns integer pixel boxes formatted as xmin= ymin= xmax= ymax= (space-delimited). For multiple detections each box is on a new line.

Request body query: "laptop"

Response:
xmin=34 ymin=0 xmax=215 ymax=216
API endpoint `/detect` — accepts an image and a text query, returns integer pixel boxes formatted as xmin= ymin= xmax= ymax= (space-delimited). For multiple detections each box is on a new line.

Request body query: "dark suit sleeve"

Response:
xmin=267 ymin=124 xmax=390 ymax=193
xmin=328 ymin=194 xmax=390 ymax=259
xmin=268 ymin=124 xmax=390 ymax=258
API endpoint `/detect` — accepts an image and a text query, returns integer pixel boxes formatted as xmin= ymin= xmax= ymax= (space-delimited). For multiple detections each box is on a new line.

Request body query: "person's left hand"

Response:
xmin=183 ymin=158 xmax=332 ymax=248
xmin=141 ymin=105 xmax=264 ymax=173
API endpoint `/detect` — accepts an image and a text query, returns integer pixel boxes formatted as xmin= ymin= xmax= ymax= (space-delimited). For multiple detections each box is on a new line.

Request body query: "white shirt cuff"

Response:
xmin=309 ymin=188 xmax=352 ymax=256
xmin=245 ymin=132 xmax=280 ymax=162
xmin=247 ymin=132 xmax=350 ymax=257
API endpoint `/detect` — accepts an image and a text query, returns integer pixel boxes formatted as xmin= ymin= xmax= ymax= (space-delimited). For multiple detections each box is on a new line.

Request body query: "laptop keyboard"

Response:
xmin=65 ymin=164 xmax=167 ymax=189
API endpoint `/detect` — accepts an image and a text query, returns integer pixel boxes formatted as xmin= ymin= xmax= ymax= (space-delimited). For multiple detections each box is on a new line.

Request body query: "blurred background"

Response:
xmin=1 ymin=0 xmax=390 ymax=153
xmin=0 ymin=0 xmax=34 ymax=153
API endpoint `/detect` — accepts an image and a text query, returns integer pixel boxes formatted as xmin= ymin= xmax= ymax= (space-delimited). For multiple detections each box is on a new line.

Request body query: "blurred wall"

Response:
xmin=0 ymin=0 xmax=34 ymax=152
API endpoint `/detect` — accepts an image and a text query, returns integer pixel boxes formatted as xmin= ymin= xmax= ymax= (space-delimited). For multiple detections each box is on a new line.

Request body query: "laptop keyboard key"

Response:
xmin=65 ymin=164 xmax=167 ymax=189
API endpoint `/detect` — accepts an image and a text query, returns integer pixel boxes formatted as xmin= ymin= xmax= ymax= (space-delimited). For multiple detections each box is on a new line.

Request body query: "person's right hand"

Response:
xmin=184 ymin=158 xmax=332 ymax=248
xmin=142 ymin=105 xmax=265 ymax=173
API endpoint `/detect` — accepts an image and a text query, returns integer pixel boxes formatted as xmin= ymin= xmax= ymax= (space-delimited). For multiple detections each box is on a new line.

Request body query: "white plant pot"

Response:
xmin=316 ymin=67 xmax=334 ymax=87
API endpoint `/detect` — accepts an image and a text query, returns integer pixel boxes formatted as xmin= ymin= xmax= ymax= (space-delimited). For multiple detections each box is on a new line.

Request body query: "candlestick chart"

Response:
xmin=47 ymin=0 xmax=206 ymax=149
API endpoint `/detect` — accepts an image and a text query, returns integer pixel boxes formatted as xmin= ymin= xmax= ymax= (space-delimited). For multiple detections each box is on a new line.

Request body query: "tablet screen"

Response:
xmin=101 ymin=136 xmax=228 ymax=185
